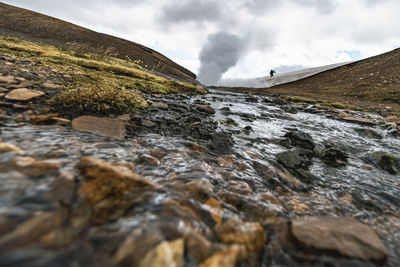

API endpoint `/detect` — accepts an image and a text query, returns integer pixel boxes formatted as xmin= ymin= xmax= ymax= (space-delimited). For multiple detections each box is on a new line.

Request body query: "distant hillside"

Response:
xmin=0 ymin=2 xmax=196 ymax=83
xmin=218 ymin=62 xmax=350 ymax=88
xmin=268 ymin=48 xmax=400 ymax=104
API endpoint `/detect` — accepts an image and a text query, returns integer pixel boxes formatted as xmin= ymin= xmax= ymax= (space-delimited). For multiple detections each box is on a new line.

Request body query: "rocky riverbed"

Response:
xmin=1 ymin=54 xmax=400 ymax=267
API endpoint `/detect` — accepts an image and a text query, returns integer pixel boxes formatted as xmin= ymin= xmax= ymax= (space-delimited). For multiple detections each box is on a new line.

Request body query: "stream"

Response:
xmin=0 ymin=89 xmax=399 ymax=266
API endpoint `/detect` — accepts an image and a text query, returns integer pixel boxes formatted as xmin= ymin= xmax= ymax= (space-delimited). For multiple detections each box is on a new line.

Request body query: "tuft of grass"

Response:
xmin=0 ymin=36 xmax=206 ymax=115
xmin=49 ymin=85 xmax=148 ymax=115
xmin=285 ymin=96 xmax=318 ymax=104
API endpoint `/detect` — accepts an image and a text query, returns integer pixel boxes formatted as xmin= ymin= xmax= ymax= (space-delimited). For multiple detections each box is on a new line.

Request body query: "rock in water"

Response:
xmin=72 ymin=115 xmax=127 ymax=140
xmin=5 ymin=88 xmax=44 ymax=101
xmin=291 ymin=216 xmax=388 ymax=261
xmin=321 ymin=147 xmax=348 ymax=167
xmin=139 ymin=239 xmax=184 ymax=267
xmin=284 ymin=130 xmax=315 ymax=150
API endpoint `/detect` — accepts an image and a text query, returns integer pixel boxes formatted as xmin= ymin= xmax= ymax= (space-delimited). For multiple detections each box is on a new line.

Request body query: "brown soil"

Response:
xmin=0 ymin=2 xmax=196 ymax=83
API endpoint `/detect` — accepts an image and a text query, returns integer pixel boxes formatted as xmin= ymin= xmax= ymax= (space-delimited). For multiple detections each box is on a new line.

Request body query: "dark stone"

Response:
xmin=276 ymin=151 xmax=303 ymax=169
xmin=321 ymin=148 xmax=348 ymax=167
xmin=284 ymin=130 xmax=315 ymax=150
xmin=353 ymin=128 xmax=382 ymax=139
xmin=363 ymin=152 xmax=400 ymax=174
xmin=207 ymin=132 xmax=234 ymax=155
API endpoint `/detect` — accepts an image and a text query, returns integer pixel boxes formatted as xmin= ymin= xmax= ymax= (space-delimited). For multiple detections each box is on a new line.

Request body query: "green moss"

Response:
xmin=285 ymin=96 xmax=318 ymax=104
xmin=50 ymin=85 xmax=148 ymax=115
xmin=0 ymin=36 xmax=206 ymax=115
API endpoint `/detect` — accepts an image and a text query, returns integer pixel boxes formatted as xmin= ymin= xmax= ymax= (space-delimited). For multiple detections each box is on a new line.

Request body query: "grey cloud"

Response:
xmin=244 ymin=0 xmax=337 ymax=15
xmin=198 ymin=32 xmax=247 ymax=85
xmin=159 ymin=0 xmax=223 ymax=25
xmin=243 ymin=0 xmax=279 ymax=15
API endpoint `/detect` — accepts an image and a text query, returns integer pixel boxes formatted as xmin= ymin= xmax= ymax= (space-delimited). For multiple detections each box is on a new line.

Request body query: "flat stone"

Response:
xmin=41 ymin=82 xmax=60 ymax=89
xmin=0 ymin=157 xmax=60 ymax=178
xmin=0 ymin=88 xmax=9 ymax=93
xmin=5 ymin=88 xmax=45 ymax=101
xmin=291 ymin=216 xmax=388 ymax=260
xmin=0 ymin=142 xmax=24 ymax=154
xmin=141 ymin=119 xmax=156 ymax=127
xmin=341 ymin=116 xmax=375 ymax=125
xmin=384 ymin=116 xmax=400 ymax=125
xmin=0 ymin=76 xmax=16 ymax=84
xmin=72 ymin=115 xmax=126 ymax=139
xmin=151 ymin=102 xmax=169 ymax=110
xmin=195 ymin=104 xmax=216 ymax=114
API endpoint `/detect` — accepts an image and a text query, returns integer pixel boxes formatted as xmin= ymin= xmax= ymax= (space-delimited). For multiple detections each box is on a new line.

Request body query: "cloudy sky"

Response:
xmin=3 ymin=0 xmax=400 ymax=84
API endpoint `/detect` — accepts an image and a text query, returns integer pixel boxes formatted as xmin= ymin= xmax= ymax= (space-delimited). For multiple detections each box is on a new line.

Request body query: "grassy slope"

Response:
xmin=267 ymin=48 xmax=400 ymax=105
xmin=0 ymin=36 xmax=206 ymax=115
xmin=0 ymin=2 xmax=196 ymax=83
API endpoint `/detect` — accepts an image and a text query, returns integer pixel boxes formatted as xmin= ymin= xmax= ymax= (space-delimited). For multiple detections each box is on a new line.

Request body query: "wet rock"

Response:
xmin=137 ymin=154 xmax=160 ymax=166
xmin=200 ymin=244 xmax=246 ymax=267
xmin=138 ymin=239 xmax=184 ymax=267
xmin=291 ymin=216 xmax=388 ymax=261
xmin=205 ymin=198 xmax=223 ymax=225
xmin=5 ymin=88 xmax=44 ymax=101
xmin=150 ymin=102 xmax=169 ymax=110
xmin=284 ymin=130 xmax=315 ymax=150
xmin=77 ymin=156 xmax=156 ymax=208
xmin=384 ymin=116 xmax=400 ymax=125
xmin=321 ymin=147 xmax=348 ymax=167
xmin=341 ymin=116 xmax=375 ymax=126
xmin=353 ymin=127 xmax=382 ymax=139
xmin=0 ymin=75 xmax=16 ymax=84
xmin=72 ymin=115 xmax=127 ymax=140
xmin=215 ymin=219 xmax=266 ymax=252
xmin=141 ymin=119 xmax=156 ymax=127
xmin=0 ymin=212 xmax=65 ymax=250
xmin=186 ymin=180 xmax=214 ymax=199
xmin=195 ymin=105 xmax=216 ymax=114
xmin=0 ymin=142 xmax=24 ymax=154
xmin=208 ymin=132 xmax=233 ymax=155
xmin=363 ymin=152 xmax=400 ymax=174
xmin=185 ymin=233 xmax=214 ymax=263
xmin=245 ymin=96 xmax=258 ymax=103
xmin=227 ymin=181 xmax=253 ymax=195
xmin=242 ymin=125 xmax=253 ymax=134
xmin=237 ymin=112 xmax=256 ymax=122
xmin=276 ymin=151 xmax=303 ymax=169
xmin=376 ymin=153 xmax=400 ymax=174
xmin=0 ymin=157 xmax=60 ymax=178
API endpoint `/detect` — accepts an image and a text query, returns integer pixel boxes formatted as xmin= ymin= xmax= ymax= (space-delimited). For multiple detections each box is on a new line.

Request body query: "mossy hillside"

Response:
xmin=0 ymin=36 xmax=206 ymax=115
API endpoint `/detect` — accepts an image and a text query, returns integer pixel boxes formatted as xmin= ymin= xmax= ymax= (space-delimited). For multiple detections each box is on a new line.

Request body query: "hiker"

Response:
xmin=269 ymin=69 xmax=276 ymax=78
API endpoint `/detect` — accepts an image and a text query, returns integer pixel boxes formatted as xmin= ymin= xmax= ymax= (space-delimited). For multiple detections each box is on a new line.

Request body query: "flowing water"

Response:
xmin=1 ymin=89 xmax=399 ymax=266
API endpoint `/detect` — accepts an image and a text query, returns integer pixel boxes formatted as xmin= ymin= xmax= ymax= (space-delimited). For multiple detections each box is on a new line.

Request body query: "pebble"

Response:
xmin=5 ymin=88 xmax=45 ymax=101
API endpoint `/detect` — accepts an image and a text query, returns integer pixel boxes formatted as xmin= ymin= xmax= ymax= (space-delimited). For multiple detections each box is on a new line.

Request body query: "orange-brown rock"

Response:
xmin=139 ymin=239 xmax=184 ymax=267
xmin=0 ymin=142 xmax=24 ymax=154
xmin=215 ymin=219 xmax=266 ymax=252
xmin=200 ymin=244 xmax=246 ymax=267
xmin=0 ymin=156 xmax=60 ymax=177
xmin=291 ymin=216 xmax=388 ymax=260
xmin=77 ymin=156 xmax=155 ymax=207
xmin=205 ymin=197 xmax=223 ymax=225
xmin=72 ymin=115 xmax=127 ymax=140
xmin=5 ymin=88 xmax=44 ymax=101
